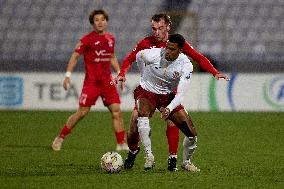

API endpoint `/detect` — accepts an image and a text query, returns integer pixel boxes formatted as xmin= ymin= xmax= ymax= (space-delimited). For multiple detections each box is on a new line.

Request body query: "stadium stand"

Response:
xmin=0 ymin=0 xmax=283 ymax=72
xmin=187 ymin=0 xmax=283 ymax=72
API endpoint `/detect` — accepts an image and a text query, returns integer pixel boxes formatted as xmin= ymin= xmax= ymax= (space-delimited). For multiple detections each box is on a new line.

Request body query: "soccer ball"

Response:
xmin=100 ymin=151 xmax=123 ymax=173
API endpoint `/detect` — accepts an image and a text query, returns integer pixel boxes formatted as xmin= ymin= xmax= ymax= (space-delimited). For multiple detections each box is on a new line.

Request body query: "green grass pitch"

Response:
xmin=0 ymin=111 xmax=283 ymax=188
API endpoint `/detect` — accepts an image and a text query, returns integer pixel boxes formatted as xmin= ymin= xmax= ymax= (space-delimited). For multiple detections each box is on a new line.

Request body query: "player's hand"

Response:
xmin=111 ymin=74 xmax=126 ymax=91
xmin=63 ymin=77 xmax=71 ymax=90
xmin=215 ymin=73 xmax=230 ymax=81
xmin=160 ymin=107 xmax=171 ymax=120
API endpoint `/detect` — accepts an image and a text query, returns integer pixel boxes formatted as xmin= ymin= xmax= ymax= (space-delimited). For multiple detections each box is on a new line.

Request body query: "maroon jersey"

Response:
xmin=75 ymin=31 xmax=115 ymax=84
xmin=119 ymin=35 xmax=218 ymax=76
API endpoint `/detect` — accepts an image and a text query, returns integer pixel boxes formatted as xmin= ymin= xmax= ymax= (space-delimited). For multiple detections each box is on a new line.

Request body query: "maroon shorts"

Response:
xmin=133 ymin=85 xmax=184 ymax=116
xmin=79 ymin=81 xmax=120 ymax=107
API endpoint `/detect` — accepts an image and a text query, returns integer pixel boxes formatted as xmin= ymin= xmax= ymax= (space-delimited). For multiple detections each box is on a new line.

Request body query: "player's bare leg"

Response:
xmin=124 ymin=109 xmax=141 ymax=169
xmin=169 ymin=109 xmax=200 ymax=172
xmin=127 ymin=109 xmax=140 ymax=152
xmin=107 ymin=103 xmax=129 ymax=151
xmin=52 ymin=106 xmax=91 ymax=151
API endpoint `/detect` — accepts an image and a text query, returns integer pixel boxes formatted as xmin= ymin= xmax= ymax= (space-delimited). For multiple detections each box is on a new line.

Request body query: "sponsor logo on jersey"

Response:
xmin=95 ymin=50 xmax=111 ymax=56
xmin=185 ymin=72 xmax=192 ymax=79
xmin=94 ymin=58 xmax=111 ymax=62
xmin=94 ymin=41 xmax=100 ymax=45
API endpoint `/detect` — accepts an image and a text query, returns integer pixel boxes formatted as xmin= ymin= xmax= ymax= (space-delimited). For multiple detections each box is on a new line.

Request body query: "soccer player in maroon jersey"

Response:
xmin=114 ymin=14 xmax=229 ymax=171
xmin=52 ymin=9 xmax=128 ymax=152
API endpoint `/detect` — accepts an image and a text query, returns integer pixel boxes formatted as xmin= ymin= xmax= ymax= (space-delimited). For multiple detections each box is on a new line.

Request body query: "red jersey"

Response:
xmin=75 ymin=31 xmax=115 ymax=84
xmin=119 ymin=35 xmax=218 ymax=76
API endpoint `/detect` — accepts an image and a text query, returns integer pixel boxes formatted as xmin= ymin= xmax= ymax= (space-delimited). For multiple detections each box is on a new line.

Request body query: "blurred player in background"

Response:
xmin=134 ymin=34 xmax=198 ymax=171
xmin=52 ymin=9 xmax=128 ymax=152
xmin=114 ymin=13 xmax=229 ymax=171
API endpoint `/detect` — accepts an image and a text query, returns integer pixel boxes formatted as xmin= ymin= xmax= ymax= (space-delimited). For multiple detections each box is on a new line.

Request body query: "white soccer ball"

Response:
xmin=100 ymin=151 xmax=123 ymax=173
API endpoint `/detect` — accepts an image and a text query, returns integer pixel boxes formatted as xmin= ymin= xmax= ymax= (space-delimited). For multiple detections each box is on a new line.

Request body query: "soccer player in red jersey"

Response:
xmin=52 ymin=9 xmax=128 ymax=152
xmin=114 ymin=14 xmax=229 ymax=171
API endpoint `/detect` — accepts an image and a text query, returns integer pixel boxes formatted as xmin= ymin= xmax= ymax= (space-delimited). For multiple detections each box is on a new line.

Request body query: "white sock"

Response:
xmin=137 ymin=117 xmax=153 ymax=158
xmin=182 ymin=136 xmax=197 ymax=164
xmin=169 ymin=154 xmax=177 ymax=159
xmin=130 ymin=149 xmax=139 ymax=154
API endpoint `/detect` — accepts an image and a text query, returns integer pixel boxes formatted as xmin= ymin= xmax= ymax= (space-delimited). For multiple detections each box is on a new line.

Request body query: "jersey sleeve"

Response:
xmin=119 ymin=39 xmax=147 ymax=76
xmin=183 ymin=41 xmax=219 ymax=76
xmin=136 ymin=50 xmax=146 ymax=73
xmin=167 ymin=62 xmax=193 ymax=112
xmin=140 ymin=48 xmax=161 ymax=65
xmin=75 ymin=36 xmax=89 ymax=54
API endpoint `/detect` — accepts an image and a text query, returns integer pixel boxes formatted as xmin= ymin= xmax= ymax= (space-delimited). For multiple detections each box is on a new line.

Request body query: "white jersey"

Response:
xmin=136 ymin=48 xmax=193 ymax=111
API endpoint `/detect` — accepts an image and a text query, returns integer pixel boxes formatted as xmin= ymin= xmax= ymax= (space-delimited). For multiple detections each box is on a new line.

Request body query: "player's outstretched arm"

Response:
xmin=114 ymin=40 xmax=145 ymax=82
xmin=112 ymin=56 xmax=132 ymax=90
xmin=183 ymin=42 xmax=217 ymax=75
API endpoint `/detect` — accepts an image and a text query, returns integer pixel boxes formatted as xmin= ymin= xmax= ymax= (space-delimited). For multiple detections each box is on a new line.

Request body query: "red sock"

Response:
xmin=115 ymin=130 xmax=125 ymax=144
xmin=127 ymin=132 xmax=139 ymax=152
xmin=59 ymin=125 xmax=71 ymax=139
xmin=166 ymin=124 xmax=179 ymax=155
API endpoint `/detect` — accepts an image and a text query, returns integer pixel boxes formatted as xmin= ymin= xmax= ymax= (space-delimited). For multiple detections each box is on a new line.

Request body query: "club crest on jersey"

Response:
xmin=173 ymin=71 xmax=181 ymax=79
xmin=108 ymin=41 xmax=113 ymax=47
xmin=186 ymin=72 xmax=192 ymax=79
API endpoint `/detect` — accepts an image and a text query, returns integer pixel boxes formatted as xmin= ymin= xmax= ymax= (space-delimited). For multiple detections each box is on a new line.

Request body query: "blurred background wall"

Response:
xmin=0 ymin=0 xmax=283 ymax=73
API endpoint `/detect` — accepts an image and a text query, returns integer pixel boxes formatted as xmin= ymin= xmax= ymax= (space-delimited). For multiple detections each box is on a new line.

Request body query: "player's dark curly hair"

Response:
xmin=89 ymin=9 xmax=109 ymax=25
xmin=151 ymin=13 xmax=172 ymax=26
xmin=169 ymin=34 xmax=185 ymax=49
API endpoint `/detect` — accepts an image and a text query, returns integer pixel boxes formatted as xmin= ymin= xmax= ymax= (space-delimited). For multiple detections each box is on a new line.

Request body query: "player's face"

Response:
xmin=92 ymin=14 xmax=107 ymax=34
xmin=165 ymin=41 xmax=182 ymax=61
xmin=151 ymin=19 xmax=169 ymax=42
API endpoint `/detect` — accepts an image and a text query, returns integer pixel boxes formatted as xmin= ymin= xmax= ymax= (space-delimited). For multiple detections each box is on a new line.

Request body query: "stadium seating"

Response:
xmin=187 ymin=0 xmax=283 ymax=68
xmin=0 ymin=0 xmax=283 ymax=72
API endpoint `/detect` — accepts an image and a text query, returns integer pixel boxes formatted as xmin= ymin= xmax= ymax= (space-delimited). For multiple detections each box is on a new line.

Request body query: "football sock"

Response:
xmin=127 ymin=131 xmax=139 ymax=152
xmin=182 ymin=136 xmax=197 ymax=164
xmin=137 ymin=117 xmax=153 ymax=157
xmin=130 ymin=149 xmax=139 ymax=154
xmin=166 ymin=124 xmax=180 ymax=155
xmin=115 ymin=130 xmax=125 ymax=144
xmin=169 ymin=154 xmax=177 ymax=158
xmin=59 ymin=125 xmax=71 ymax=139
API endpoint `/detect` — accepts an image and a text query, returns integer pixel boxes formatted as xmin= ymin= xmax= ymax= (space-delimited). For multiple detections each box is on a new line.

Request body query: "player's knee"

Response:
xmin=111 ymin=109 xmax=122 ymax=119
xmin=132 ymin=109 xmax=139 ymax=118
xmin=130 ymin=110 xmax=139 ymax=123
xmin=166 ymin=120 xmax=175 ymax=127
xmin=137 ymin=109 xmax=151 ymax=117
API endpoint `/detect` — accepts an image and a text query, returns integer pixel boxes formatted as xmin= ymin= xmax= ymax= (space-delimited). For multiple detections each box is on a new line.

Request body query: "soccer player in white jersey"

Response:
xmin=133 ymin=34 xmax=199 ymax=171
